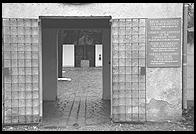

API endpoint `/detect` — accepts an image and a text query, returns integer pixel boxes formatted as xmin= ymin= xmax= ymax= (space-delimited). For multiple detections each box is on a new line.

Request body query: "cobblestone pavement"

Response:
xmin=3 ymin=67 xmax=194 ymax=131
xmin=42 ymin=67 xmax=110 ymax=127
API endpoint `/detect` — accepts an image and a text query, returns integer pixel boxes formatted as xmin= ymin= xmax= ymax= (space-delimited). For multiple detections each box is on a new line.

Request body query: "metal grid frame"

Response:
xmin=2 ymin=18 xmax=40 ymax=125
xmin=111 ymin=18 xmax=147 ymax=122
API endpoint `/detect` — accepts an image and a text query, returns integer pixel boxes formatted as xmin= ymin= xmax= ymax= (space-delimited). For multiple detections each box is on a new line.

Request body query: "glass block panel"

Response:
xmin=32 ymin=45 xmax=39 ymax=51
xmin=18 ymin=35 xmax=25 ymax=43
xmin=4 ymin=76 xmax=11 ymax=83
xmin=26 ymin=107 xmax=32 ymax=115
xmin=139 ymin=83 xmax=145 ymax=90
xmin=32 ymin=19 xmax=38 ymax=27
xmin=132 ymin=35 xmax=138 ymax=42
xmin=139 ymin=43 xmax=145 ymax=51
xmin=26 ymin=91 xmax=32 ymax=99
xmin=33 ymin=99 xmax=39 ymax=106
xmin=139 ymin=75 xmax=145 ymax=82
xmin=32 ymin=67 xmax=39 ymax=75
xmin=119 ymin=74 xmax=125 ymax=82
xmin=126 ymin=74 xmax=132 ymax=82
xmin=139 ymin=19 xmax=146 ymax=26
xmin=25 ymin=44 xmax=32 ymax=51
xmin=11 ymin=36 xmax=18 ymax=43
xmin=19 ymin=99 xmax=25 ymax=107
xmin=113 ymin=58 xmax=118 ymax=66
xmin=131 ymin=75 xmax=138 ymax=82
xmin=12 ymin=92 xmax=19 ymax=100
xmin=112 ymin=27 xmax=118 ymax=35
xmin=3 ymin=19 xmax=10 ymax=26
xmin=12 ymin=76 xmax=18 ymax=83
xmin=139 ymin=35 xmax=145 ymax=43
xmin=112 ymin=35 xmax=119 ymax=43
xmin=112 ymin=43 xmax=118 ymax=51
xmin=25 ymin=60 xmax=32 ymax=67
xmin=25 ymin=67 xmax=32 ymax=75
xmin=33 ymin=75 xmax=39 ymax=83
xmin=132 ymin=27 xmax=139 ymax=34
xmin=25 ymin=52 xmax=32 ymax=59
xmin=18 ymin=52 xmax=25 ymax=59
xmin=32 ymin=51 xmax=39 ymax=59
xmin=119 ymin=19 xmax=126 ymax=27
xmin=26 ymin=99 xmax=32 ymax=107
xmin=10 ymin=27 xmax=17 ymax=35
xmin=119 ymin=28 xmax=126 ymax=35
xmin=32 ymin=35 xmax=39 ymax=43
xmin=132 ymin=82 xmax=139 ymax=90
xmin=5 ymin=83 xmax=11 ymax=91
xmin=25 ymin=27 xmax=32 ymax=35
xmin=139 ymin=27 xmax=145 ymax=34
xmin=119 ymin=51 xmax=125 ymax=58
xmin=25 ymin=36 xmax=32 ymax=43
xmin=18 ymin=75 xmax=25 ymax=83
xmin=139 ymin=51 xmax=145 ymax=58
xmin=18 ymin=44 xmax=25 ymax=51
xmin=3 ymin=26 xmax=10 ymax=35
xmin=32 ymin=27 xmax=38 ymax=35
xmin=113 ymin=74 xmax=119 ymax=82
xmin=112 ymin=20 xmax=119 ymax=27
xmin=131 ymin=59 xmax=139 ymax=66
xmin=24 ymin=19 xmax=32 ymax=27
xmin=132 ymin=51 xmax=138 ymax=58
xmin=25 ymin=75 xmax=32 ymax=83
xmin=119 ymin=66 xmax=125 ymax=74
xmin=119 ymin=44 xmax=126 ymax=51
xmin=5 ymin=100 xmax=11 ymax=108
xmin=5 ymin=91 xmax=11 ymax=100
xmin=12 ymin=83 xmax=19 ymax=91
xmin=11 ymin=52 xmax=17 ymax=59
xmin=119 ymin=35 xmax=126 ymax=43
xmin=11 ymin=59 xmax=18 ymax=67
xmin=112 ymin=50 xmax=118 ymax=58
xmin=131 ymin=43 xmax=139 ymax=50
xmin=33 ymin=107 xmax=39 ymax=115
xmin=139 ymin=59 xmax=145 ymax=66
xmin=33 ymin=91 xmax=39 ymax=99
xmin=18 ymin=59 xmax=25 ymax=67
xmin=26 ymin=83 xmax=32 ymax=91
xmin=132 ymin=19 xmax=139 ymax=27
xmin=119 ymin=58 xmax=125 ymax=66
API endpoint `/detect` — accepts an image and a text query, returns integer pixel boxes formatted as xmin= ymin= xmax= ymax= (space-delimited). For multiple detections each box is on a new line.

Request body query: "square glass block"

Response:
xmin=32 ymin=45 xmax=39 ymax=51
xmin=131 ymin=43 xmax=139 ymax=50
xmin=5 ymin=91 xmax=12 ymax=99
xmin=119 ymin=20 xmax=126 ymax=27
xmin=119 ymin=51 xmax=125 ymax=58
xmin=119 ymin=35 xmax=126 ymax=43
xmin=18 ymin=35 xmax=25 ymax=43
xmin=18 ymin=44 xmax=25 ymax=51
xmin=112 ymin=106 xmax=120 ymax=114
xmin=26 ymin=67 xmax=32 ymax=75
xmin=119 ymin=106 xmax=126 ymax=115
xmin=32 ymin=19 xmax=38 ymax=27
xmin=132 ymin=51 xmax=138 ymax=58
xmin=138 ymin=51 xmax=145 ymax=58
xmin=4 ymin=60 xmax=11 ymax=67
xmin=132 ymin=27 xmax=139 ymax=34
xmin=4 ymin=35 xmax=11 ymax=44
xmin=32 ymin=27 xmax=38 ymax=35
xmin=112 ymin=35 xmax=119 ymax=43
xmin=33 ymin=75 xmax=39 ymax=83
xmin=112 ymin=66 xmax=118 ymax=74
xmin=25 ymin=60 xmax=32 ymax=67
xmin=119 ymin=74 xmax=125 ymax=82
xmin=131 ymin=75 xmax=138 ymax=82
xmin=17 ymin=27 xmax=25 ymax=35
xmin=32 ymin=59 xmax=39 ymax=67
xmin=11 ymin=59 xmax=18 ymax=67
xmin=19 ymin=83 xmax=25 ymax=91
xmin=33 ymin=107 xmax=39 ymax=115
xmin=4 ymin=52 xmax=11 ymax=59
xmin=131 ymin=59 xmax=139 ymax=66
xmin=33 ymin=99 xmax=39 ymax=106
xmin=139 ymin=75 xmax=145 ymax=82
xmin=119 ymin=28 xmax=126 ymax=35
xmin=139 ymin=99 xmax=146 ymax=107
xmin=32 ymin=51 xmax=39 ymax=59
xmin=12 ymin=67 xmax=18 ymax=75
xmin=26 ymin=99 xmax=32 ymax=107
xmin=17 ymin=19 xmax=25 ymax=27
xmin=12 ymin=92 xmax=19 ymax=100
xmin=112 ymin=58 xmax=118 ymax=66
xmin=125 ymin=66 xmax=131 ymax=74
xmin=132 ymin=19 xmax=139 ymax=27
xmin=3 ymin=26 xmax=10 ymax=35
xmin=139 ymin=91 xmax=145 ymax=99
xmin=126 ymin=58 xmax=132 ymax=66
xmin=113 ymin=90 xmax=119 ymax=98
xmin=132 ymin=107 xmax=139 ymax=115
xmin=5 ymin=83 xmax=11 ymax=91
xmin=139 ymin=19 xmax=146 ymax=26
xmin=33 ymin=83 xmax=39 ymax=91
xmin=33 ymin=91 xmax=39 ymax=99
xmin=32 ymin=67 xmax=39 ymax=75
xmin=139 ymin=27 xmax=145 ymax=34
xmin=119 ymin=66 xmax=125 ymax=74
xmin=132 ymin=35 xmax=139 ymax=43
xmin=19 ymin=99 xmax=25 ymax=107
xmin=18 ymin=75 xmax=25 ymax=83
xmin=12 ymin=83 xmax=19 ymax=92
xmin=26 ymin=107 xmax=33 ymax=115
xmin=125 ymin=82 xmax=131 ymax=89
xmin=10 ymin=19 xmax=18 ymax=26
xmin=125 ymin=27 xmax=132 ymax=34
xmin=18 ymin=59 xmax=25 ymax=67
xmin=11 ymin=52 xmax=17 ymax=59
xmin=139 ymin=59 xmax=145 ymax=66
xmin=112 ymin=43 xmax=118 ymax=51
xmin=11 ymin=36 xmax=18 ymax=43
xmin=12 ymin=75 xmax=18 ymax=83
xmin=25 ymin=44 xmax=32 ymax=51
xmin=131 ymin=83 xmax=139 ymax=91
xmin=113 ymin=98 xmax=119 ymax=106
xmin=3 ymin=19 xmax=10 ymax=26
xmin=25 ymin=51 xmax=32 ymax=59
xmin=4 ymin=75 xmax=11 ymax=83
xmin=26 ymin=83 xmax=32 ymax=91
xmin=26 ymin=91 xmax=33 ymax=99
xmin=119 ymin=83 xmax=126 ymax=91
xmin=112 ymin=27 xmax=118 ymax=35
xmin=112 ymin=50 xmax=118 ymax=58
xmin=10 ymin=43 xmax=17 ymax=51
xmin=119 ymin=58 xmax=125 ymax=66
xmin=25 ymin=35 xmax=32 ymax=43
xmin=112 ymin=82 xmax=119 ymax=91
xmin=139 ymin=43 xmax=145 ymax=51
xmin=125 ymin=51 xmax=131 ymax=59
xmin=5 ymin=99 xmax=12 ymax=108
xmin=10 ymin=27 xmax=17 ymax=35
xmin=119 ymin=44 xmax=126 ymax=51
xmin=18 ymin=67 xmax=25 ymax=75
xmin=3 ymin=43 xmax=11 ymax=52
xmin=25 ymin=27 xmax=32 ymax=35
xmin=24 ymin=19 xmax=32 ymax=27
xmin=139 ymin=35 xmax=145 ymax=43
xmin=25 ymin=75 xmax=32 ymax=83
xmin=112 ymin=20 xmax=119 ymax=27
xmin=32 ymin=35 xmax=39 ymax=43
xmin=113 ymin=74 xmax=119 ymax=82
xmin=139 ymin=83 xmax=145 ymax=90
xmin=125 ymin=74 xmax=132 ymax=82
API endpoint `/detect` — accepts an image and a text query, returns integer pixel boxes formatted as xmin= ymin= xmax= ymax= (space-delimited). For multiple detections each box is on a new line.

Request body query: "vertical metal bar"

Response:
xmin=182 ymin=3 xmax=188 ymax=110
xmin=131 ymin=18 xmax=133 ymax=121
xmin=125 ymin=19 xmax=127 ymax=121
xmin=2 ymin=18 xmax=5 ymax=125
xmin=137 ymin=19 xmax=139 ymax=121
xmin=145 ymin=19 xmax=147 ymax=122
xmin=117 ymin=19 xmax=120 ymax=121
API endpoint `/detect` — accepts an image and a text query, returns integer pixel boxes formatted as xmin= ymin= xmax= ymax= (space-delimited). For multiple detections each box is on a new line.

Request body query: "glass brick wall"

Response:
xmin=2 ymin=18 xmax=40 ymax=124
xmin=111 ymin=19 xmax=146 ymax=122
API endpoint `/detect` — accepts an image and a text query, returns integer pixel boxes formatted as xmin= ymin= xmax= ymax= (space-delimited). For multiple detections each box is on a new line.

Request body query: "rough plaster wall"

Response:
xmin=2 ymin=3 xmax=182 ymax=19
xmin=2 ymin=3 xmax=184 ymax=121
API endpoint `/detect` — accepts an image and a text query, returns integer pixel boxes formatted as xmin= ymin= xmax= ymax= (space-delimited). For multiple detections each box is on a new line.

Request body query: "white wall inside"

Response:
xmin=62 ymin=44 xmax=74 ymax=67
xmin=95 ymin=44 xmax=102 ymax=67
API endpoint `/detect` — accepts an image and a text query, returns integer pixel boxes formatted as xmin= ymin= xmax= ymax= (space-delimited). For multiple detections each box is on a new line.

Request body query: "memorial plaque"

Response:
xmin=147 ymin=18 xmax=181 ymax=67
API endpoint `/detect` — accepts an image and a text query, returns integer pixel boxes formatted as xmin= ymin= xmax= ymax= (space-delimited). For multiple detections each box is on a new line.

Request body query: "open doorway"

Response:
xmin=41 ymin=16 xmax=111 ymax=127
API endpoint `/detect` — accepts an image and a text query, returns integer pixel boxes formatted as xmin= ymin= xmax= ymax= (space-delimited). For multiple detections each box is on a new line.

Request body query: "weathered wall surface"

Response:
xmin=2 ymin=3 xmax=184 ymax=121
xmin=2 ymin=3 xmax=182 ymax=19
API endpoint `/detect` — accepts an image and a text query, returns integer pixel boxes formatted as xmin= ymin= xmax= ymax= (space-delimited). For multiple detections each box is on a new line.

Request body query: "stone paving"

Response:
xmin=42 ymin=67 xmax=110 ymax=127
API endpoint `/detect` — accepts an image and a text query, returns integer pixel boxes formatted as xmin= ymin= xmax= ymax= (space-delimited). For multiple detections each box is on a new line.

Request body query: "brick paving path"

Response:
xmin=42 ymin=67 xmax=110 ymax=127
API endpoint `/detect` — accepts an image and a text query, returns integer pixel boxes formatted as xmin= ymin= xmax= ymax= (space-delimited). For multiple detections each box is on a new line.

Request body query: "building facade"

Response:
xmin=2 ymin=3 xmax=193 ymax=125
